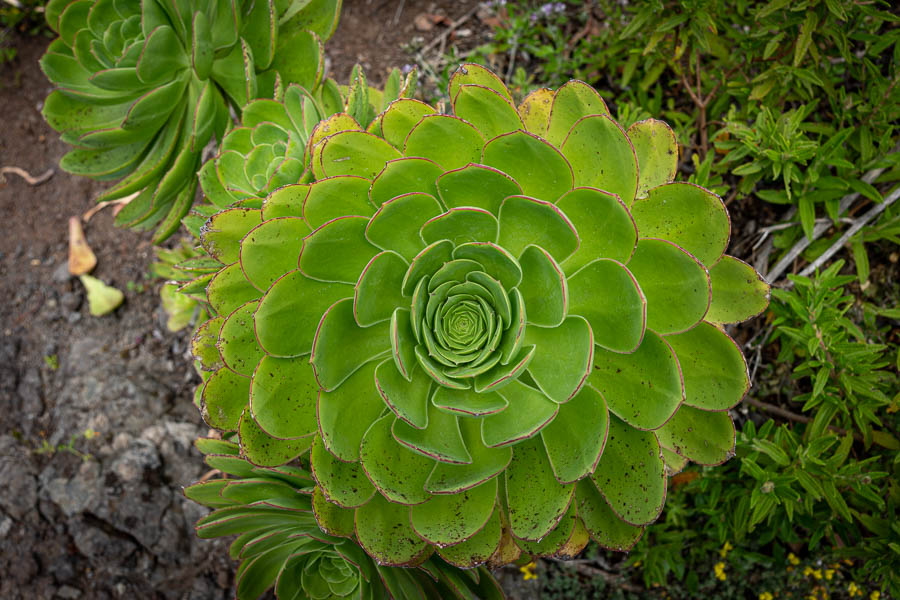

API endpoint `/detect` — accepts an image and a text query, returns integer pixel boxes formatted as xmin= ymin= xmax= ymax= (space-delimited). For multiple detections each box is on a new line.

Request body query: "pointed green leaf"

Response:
xmin=453 ymin=84 xmax=523 ymax=140
xmin=316 ymin=130 xmax=401 ymax=179
xmin=412 ymin=479 xmax=497 ymax=546
xmin=576 ymin=479 xmax=642 ymax=551
xmin=427 ymin=417 xmax=511 ymax=494
xmin=240 ymin=217 xmax=310 ymax=290
xmin=568 ymin=259 xmax=645 ymax=353
xmin=482 ymin=130 xmax=573 ymax=202
xmin=556 ymin=187 xmax=637 ymax=274
xmin=505 ymin=435 xmax=575 ymax=541
xmin=239 ymin=411 xmax=312 ymax=467
xmin=250 ymin=355 xmax=319 ymax=439
xmin=255 ymin=270 xmax=352 ymax=357
xmin=630 ymin=182 xmax=729 ymax=266
xmin=561 ymin=115 xmax=637 ymax=206
xmin=311 ymin=435 xmax=375 ymax=508
xmin=421 ymin=208 xmax=498 ymax=248
xmin=299 ymin=216 xmax=380 ymax=284
xmin=201 ymin=208 xmax=264 ymax=264
xmin=591 ymin=415 xmax=666 ymax=525
xmin=360 ymin=414 xmax=433 ymax=505
xmin=304 ymin=175 xmax=375 ymax=229
xmin=541 ymin=385 xmax=608 ymax=483
xmin=355 ymin=493 xmax=429 ymax=567
xmin=354 ymin=251 xmax=408 ymax=326
xmin=546 ymin=80 xmax=610 ymax=146
xmin=482 ymin=379 xmax=558 ymax=446
xmin=393 ymin=400 xmax=472 ymax=464
xmin=664 ymin=321 xmax=749 ymax=411
xmin=310 ymin=299 xmax=390 ymax=392
xmin=207 ymin=262 xmax=263 ymax=317
xmin=374 ymin=358 xmax=432 ymax=429
xmin=381 ymin=99 xmax=437 ymax=149
xmin=525 ymin=316 xmax=592 ymax=403
xmin=498 ymin=196 xmax=579 ymax=263
xmin=449 ymin=63 xmax=513 ymax=103
xmin=202 ymin=367 xmax=250 ymax=430
xmin=437 ymin=505 xmax=502 ymax=568
xmin=474 ymin=345 xmax=536 ymax=395
xmin=311 ymin=487 xmax=356 ymax=538
xmin=517 ymin=87 xmax=554 ymax=137
xmin=401 ymin=239 xmax=454 ymax=296
xmin=273 ymin=28 xmax=322 ymax=92
xmin=519 ymin=247 xmax=571 ymax=330
xmin=656 ymin=405 xmax=735 ymax=466
xmin=706 ymin=256 xmax=770 ymax=325
xmin=432 ymin=387 xmax=507 ymax=417
xmin=318 ymin=361 xmax=384 ymax=462
xmin=590 ymin=330 xmax=682 ymax=430
xmin=453 ymin=242 xmax=522 ymax=290
xmin=627 ymin=119 xmax=678 ymax=197
xmin=369 ymin=157 xmax=444 ymax=208
xmin=436 ymin=164 xmax=522 ymax=217
xmin=365 ymin=193 xmax=443 ymax=262
xmin=218 ymin=300 xmax=264 ymax=377
xmin=627 ymin=238 xmax=710 ymax=335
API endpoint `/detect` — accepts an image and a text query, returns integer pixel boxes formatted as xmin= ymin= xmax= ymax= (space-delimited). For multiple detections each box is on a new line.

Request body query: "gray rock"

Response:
xmin=110 ymin=439 xmax=160 ymax=483
xmin=43 ymin=461 xmax=101 ymax=518
xmin=51 ymin=262 xmax=70 ymax=283
xmin=55 ymin=585 xmax=81 ymax=599
xmin=0 ymin=435 xmax=38 ymax=520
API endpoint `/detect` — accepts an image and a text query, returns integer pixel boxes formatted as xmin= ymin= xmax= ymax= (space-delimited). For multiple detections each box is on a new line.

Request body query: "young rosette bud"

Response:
xmin=193 ymin=64 xmax=770 ymax=568
xmin=185 ymin=438 xmax=503 ymax=600
xmin=39 ymin=0 xmax=341 ymax=242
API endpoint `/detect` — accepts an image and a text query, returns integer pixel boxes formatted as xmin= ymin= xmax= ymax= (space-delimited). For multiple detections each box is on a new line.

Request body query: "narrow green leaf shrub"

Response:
xmin=39 ymin=0 xmax=341 ymax=242
xmin=185 ymin=437 xmax=504 ymax=600
xmin=191 ymin=63 xmax=769 ymax=570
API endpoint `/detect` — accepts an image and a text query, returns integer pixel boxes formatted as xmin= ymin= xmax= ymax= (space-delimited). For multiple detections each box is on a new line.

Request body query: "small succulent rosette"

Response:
xmin=193 ymin=64 xmax=770 ymax=568
xmin=199 ymin=65 xmax=416 ymax=209
xmin=186 ymin=437 xmax=503 ymax=600
xmin=40 ymin=0 xmax=341 ymax=241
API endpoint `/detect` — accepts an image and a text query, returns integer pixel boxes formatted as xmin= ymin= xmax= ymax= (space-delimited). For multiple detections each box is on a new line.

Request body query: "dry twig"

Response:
xmin=0 ymin=166 xmax=54 ymax=186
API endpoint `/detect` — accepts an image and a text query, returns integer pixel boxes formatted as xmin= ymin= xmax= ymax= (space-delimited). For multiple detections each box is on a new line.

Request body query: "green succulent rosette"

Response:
xmin=192 ymin=64 xmax=770 ymax=568
xmin=40 ymin=0 xmax=341 ymax=242
xmin=186 ymin=437 xmax=504 ymax=600
xmin=199 ymin=65 xmax=417 ymax=209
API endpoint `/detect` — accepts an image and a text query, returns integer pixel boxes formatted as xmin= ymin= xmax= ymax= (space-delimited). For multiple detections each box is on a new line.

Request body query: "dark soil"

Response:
xmin=0 ymin=1 xmax=487 ymax=598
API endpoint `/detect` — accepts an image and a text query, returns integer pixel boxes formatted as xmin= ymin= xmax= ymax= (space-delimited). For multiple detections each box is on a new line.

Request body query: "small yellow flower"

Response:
xmin=870 ymin=592 xmax=880 ymax=600
xmin=848 ymin=582 xmax=861 ymax=597
xmin=803 ymin=566 xmax=814 ymax=577
xmin=760 ymin=593 xmax=774 ymax=600
xmin=788 ymin=552 xmax=800 ymax=565
xmin=519 ymin=561 xmax=538 ymax=581
xmin=825 ymin=569 xmax=835 ymax=581
xmin=83 ymin=428 xmax=99 ymax=440
xmin=812 ymin=569 xmax=823 ymax=580
xmin=720 ymin=541 xmax=734 ymax=558
xmin=714 ymin=562 xmax=727 ymax=581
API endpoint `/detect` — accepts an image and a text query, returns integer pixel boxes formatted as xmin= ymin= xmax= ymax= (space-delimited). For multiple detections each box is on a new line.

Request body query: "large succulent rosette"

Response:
xmin=193 ymin=64 xmax=770 ymax=568
xmin=40 ymin=0 xmax=341 ymax=241
xmin=186 ymin=437 xmax=503 ymax=599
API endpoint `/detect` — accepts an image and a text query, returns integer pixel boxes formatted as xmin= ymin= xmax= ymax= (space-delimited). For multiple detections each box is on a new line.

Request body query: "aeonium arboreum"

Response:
xmin=40 ymin=0 xmax=341 ymax=242
xmin=192 ymin=63 xmax=771 ymax=568
xmin=186 ymin=437 xmax=504 ymax=600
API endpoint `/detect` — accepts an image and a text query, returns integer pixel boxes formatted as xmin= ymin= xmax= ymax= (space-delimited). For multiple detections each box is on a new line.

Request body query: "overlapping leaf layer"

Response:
xmin=193 ymin=64 xmax=770 ymax=568
xmin=186 ymin=437 xmax=504 ymax=599
xmin=40 ymin=0 xmax=341 ymax=241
